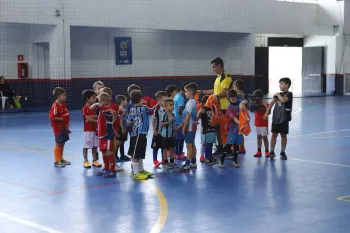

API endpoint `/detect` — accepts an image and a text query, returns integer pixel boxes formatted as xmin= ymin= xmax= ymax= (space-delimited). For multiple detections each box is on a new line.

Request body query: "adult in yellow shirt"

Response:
xmin=198 ymin=57 xmax=232 ymax=156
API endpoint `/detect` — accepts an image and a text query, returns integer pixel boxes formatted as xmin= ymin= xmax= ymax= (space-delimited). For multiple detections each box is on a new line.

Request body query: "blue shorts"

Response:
xmin=184 ymin=131 xmax=196 ymax=144
xmin=175 ymin=127 xmax=185 ymax=140
xmin=226 ymin=133 xmax=242 ymax=145
xmin=55 ymin=129 xmax=70 ymax=143
xmin=201 ymin=132 xmax=217 ymax=145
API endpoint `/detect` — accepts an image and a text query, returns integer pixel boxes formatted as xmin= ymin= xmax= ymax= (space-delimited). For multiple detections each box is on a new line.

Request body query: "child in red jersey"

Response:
xmin=49 ymin=87 xmax=71 ymax=168
xmin=240 ymin=89 xmax=270 ymax=157
xmin=82 ymin=90 xmax=102 ymax=168
xmin=91 ymin=92 xmax=123 ymax=178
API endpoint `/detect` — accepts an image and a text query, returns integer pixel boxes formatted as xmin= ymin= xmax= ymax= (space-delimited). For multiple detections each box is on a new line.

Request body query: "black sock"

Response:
xmin=170 ymin=158 xmax=174 ymax=163
xmin=120 ymin=144 xmax=125 ymax=157
xmin=258 ymin=148 xmax=261 ymax=152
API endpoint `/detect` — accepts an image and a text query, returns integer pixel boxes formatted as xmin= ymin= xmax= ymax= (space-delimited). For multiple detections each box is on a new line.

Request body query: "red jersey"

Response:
xmin=98 ymin=103 xmax=120 ymax=139
xmin=82 ymin=105 xmax=97 ymax=132
xmin=254 ymin=107 xmax=268 ymax=127
xmin=49 ymin=101 xmax=70 ymax=136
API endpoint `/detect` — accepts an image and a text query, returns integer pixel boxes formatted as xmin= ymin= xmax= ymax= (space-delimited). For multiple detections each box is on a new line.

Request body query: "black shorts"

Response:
xmin=128 ymin=134 xmax=147 ymax=159
xmin=55 ymin=129 xmax=69 ymax=143
xmin=116 ymin=133 xmax=128 ymax=142
xmin=162 ymin=137 xmax=176 ymax=149
xmin=271 ymin=121 xmax=289 ymax=135
xmin=151 ymin=135 xmax=162 ymax=149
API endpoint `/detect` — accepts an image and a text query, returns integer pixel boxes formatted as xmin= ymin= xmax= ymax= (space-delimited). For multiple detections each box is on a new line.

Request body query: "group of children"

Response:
xmin=48 ymin=76 xmax=293 ymax=180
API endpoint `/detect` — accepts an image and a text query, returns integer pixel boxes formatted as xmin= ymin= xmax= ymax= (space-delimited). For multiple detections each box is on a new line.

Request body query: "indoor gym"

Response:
xmin=1 ymin=0 xmax=350 ymax=233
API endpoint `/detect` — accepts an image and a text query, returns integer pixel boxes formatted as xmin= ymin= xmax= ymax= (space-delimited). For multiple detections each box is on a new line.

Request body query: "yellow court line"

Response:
xmin=0 ymin=145 xmax=80 ymax=161
xmin=122 ymin=170 xmax=169 ymax=233
xmin=1 ymin=144 xmax=168 ymax=232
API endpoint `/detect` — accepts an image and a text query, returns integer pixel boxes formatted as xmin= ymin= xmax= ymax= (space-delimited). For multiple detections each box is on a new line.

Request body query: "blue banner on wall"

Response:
xmin=115 ymin=37 xmax=132 ymax=65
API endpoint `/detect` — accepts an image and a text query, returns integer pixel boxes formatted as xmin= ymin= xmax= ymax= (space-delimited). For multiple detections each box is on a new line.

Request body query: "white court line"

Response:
xmin=0 ymin=128 xmax=82 ymax=133
xmin=288 ymin=158 xmax=350 ymax=168
xmin=0 ymin=212 xmax=62 ymax=233
xmin=292 ymin=106 xmax=302 ymax=114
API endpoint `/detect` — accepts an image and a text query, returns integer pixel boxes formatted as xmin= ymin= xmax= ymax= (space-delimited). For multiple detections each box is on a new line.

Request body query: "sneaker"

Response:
xmin=212 ymin=156 xmax=217 ymax=162
xmin=270 ymin=151 xmax=276 ymax=160
xmin=280 ymin=152 xmax=288 ymax=160
xmin=265 ymin=151 xmax=270 ymax=157
xmin=153 ymin=160 xmax=161 ymax=167
xmin=97 ymin=169 xmax=107 ymax=176
xmin=133 ymin=172 xmax=148 ymax=180
xmin=92 ymin=160 xmax=102 ymax=167
xmin=179 ymin=152 xmax=186 ymax=160
xmin=225 ymin=154 xmax=233 ymax=160
xmin=232 ymin=161 xmax=240 ymax=168
xmin=104 ymin=171 xmax=116 ymax=178
xmin=239 ymin=147 xmax=246 ymax=154
xmin=205 ymin=157 xmax=217 ymax=164
xmin=190 ymin=163 xmax=197 ymax=168
xmin=200 ymin=155 xmax=205 ymax=163
xmin=218 ymin=160 xmax=225 ymax=168
xmin=140 ymin=170 xmax=153 ymax=177
xmin=120 ymin=155 xmax=131 ymax=162
xmin=54 ymin=161 xmax=65 ymax=168
xmin=166 ymin=163 xmax=174 ymax=169
xmin=115 ymin=165 xmax=124 ymax=171
xmin=254 ymin=151 xmax=262 ymax=157
xmin=180 ymin=164 xmax=190 ymax=172
xmin=171 ymin=162 xmax=179 ymax=168
xmin=83 ymin=161 xmax=91 ymax=168
xmin=61 ymin=159 xmax=71 ymax=165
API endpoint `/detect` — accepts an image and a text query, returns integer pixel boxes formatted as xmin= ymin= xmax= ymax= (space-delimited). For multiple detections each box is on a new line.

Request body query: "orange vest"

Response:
xmin=238 ymin=108 xmax=251 ymax=136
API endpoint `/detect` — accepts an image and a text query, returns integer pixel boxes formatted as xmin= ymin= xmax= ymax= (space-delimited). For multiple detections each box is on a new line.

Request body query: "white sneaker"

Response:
xmin=218 ymin=160 xmax=225 ymax=168
xmin=190 ymin=163 xmax=197 ymax=168
xmin=115 ymin=165 xmax=124 ymax=171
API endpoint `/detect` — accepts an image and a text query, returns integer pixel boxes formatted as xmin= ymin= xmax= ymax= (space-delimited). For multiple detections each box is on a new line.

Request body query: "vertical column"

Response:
xmin=49 ymin=19 xmax=71 ymax=80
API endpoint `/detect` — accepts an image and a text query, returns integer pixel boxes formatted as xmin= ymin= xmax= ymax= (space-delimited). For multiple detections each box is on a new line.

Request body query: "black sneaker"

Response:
xmin=120 ymin=155 xmax=131 ymax=162
xmin=270 ymin=151 xmax=276 ymax=160
xmin=280 ymin=152 xmax=288 ymax=160
xmin=204 ymin=157 xmax=217 ymax=164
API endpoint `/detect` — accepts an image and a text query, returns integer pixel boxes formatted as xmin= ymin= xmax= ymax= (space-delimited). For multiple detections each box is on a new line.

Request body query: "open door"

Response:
xmin=302 ymin=47 xmax=324 ymax=93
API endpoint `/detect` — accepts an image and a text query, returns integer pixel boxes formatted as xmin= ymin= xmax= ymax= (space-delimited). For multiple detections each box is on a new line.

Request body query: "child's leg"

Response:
xmin=257 ymin=135 xmax=262 ymax=152
xmin=169 ymin=147 xmax=175 ymax=163
xmin=232 ymin=144 xmax=240 ymax=167
xmin=204 ymin=144 xmax=213 ymax=159
xmin=200 ymin=144 xmax=205 ymax=156
xmin=191 ymin=144 xmax=197 ymax=165
xmin=281 ymin=134 xmax=287 ymax=152
xmin=174 ymin=139 xmax=179 ymax=156
xmin=153 ymin=148 xmax=160 ymax=161
xmin=83 ymin=148 xmax=88 ymax=161
xmin=178 ymin=139 xmax=185 ymax=156
xmin=132 ymin=158 xmax=140 ymax=174
xmin=54 ymin=142 xmax=64 ymax=163
xmin=119 ymin=142 xmax=125 ymax=156
xmin=92 ymin=147 xmax=98 ymax=161
xmin=185 ymin=143 xmax=192 ymax=163
xmin=162 ymin=148 xmax=169 ymax=163
xmin=262 ymin=136 xmax=269 ymax=151
xmin=239 ymin=136 xmax=246 ymax=153
xmin=270 ymin=133 xmax=278 ymax=153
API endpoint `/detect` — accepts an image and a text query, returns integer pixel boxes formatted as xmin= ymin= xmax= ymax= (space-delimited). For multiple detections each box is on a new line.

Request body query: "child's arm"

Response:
xmin=239 ymin=100 xmax=248 ymax=110
xmin=120 ymin=118 xmax=126 ymax=135
xmin=152 ymin=117 xmax=158 ymax=135
xmin=182 ymin=112 xmax=191 ymax=135
xmin=85 ymin=115 xmax=97 ymax=123
xmin=233 ymin=117 xmax=240 ymax=124
xmin=263 ymin=99 xmax=276 ymax=119
xmin=90 ymin=103 xmax=102 ymax=111
xmin=274 ymin=93 xmax=290 ymax=103
xmin=196 ymin=107 xmax=204 ymax=120
xmin=161 ymin=115 xmax=175 ymax=127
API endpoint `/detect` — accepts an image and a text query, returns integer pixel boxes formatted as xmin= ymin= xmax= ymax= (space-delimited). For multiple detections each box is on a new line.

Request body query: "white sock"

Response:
xmin=139 ymin=159 xmax=144 ymax=171
xmin=132 ymin=162 xmax=140 ymax=174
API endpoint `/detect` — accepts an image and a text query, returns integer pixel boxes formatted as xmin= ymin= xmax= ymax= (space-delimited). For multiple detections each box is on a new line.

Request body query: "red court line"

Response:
xmin=0 ymin=180 xmax=54 ymax=194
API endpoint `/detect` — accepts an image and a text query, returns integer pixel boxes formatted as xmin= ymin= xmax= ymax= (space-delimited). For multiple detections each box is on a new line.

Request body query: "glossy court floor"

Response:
xmin=1 ymin=96 xmax=350 ymax=233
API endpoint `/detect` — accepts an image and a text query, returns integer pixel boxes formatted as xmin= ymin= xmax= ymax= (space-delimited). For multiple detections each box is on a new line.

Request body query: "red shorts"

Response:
xmin=99 ymin=138 xmax=115 ymax=151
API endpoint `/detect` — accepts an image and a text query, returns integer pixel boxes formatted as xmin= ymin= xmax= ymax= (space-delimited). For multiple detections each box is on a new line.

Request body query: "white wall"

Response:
xmin=63 ymin=0 xmax=334 ymax=35
xmin=70 ymin=27 xmax=254 ymax=78
xmin=304 ymin=35 xmax=337 ymax=74
xmin=0 ymin=0 xmax=58 ymax=25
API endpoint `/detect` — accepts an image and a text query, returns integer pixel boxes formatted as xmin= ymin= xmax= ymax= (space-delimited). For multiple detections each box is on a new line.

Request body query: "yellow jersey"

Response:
xmin=214 ymin=72 xmax=232 ymax=110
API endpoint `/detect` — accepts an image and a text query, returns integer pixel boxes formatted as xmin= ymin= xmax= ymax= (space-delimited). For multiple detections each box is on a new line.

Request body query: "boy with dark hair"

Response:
xmin=152 ymin=91 xmax=167 ymax=167
xmin=49 ymin=87 xmax=71 ymax=168
xmin=241 ymin=89 xmax=270 ymax=157
xmin=173 ymin=82 xmax=189 ymax=160
xmin=115 ymin=95 xmax=131 ymax=162
xmin=161 ymin=98 xmax=177 ymax=168
xmin=180 ymin=82 xmax=198 ymax=172
xmin=264 ymin=77 xmax=293 ymax=160
xmin=197 ymin=95 xmax=217 ymax=164
xmin=166 ymin=85 xmax=178 ymax=99
xmin=128 ymin=90 xmax=154 ymax=180
xmin=233 ymin=79 xmax=246 ymax=154
xmin=219 ymin=89 xmax=242 ymax=168
xmin=82 ymin=90 xmax=101 ymax=168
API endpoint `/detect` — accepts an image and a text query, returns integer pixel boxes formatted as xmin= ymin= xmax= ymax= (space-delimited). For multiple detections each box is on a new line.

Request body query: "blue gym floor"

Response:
xmin=1 ymin=96 xmax=350 ymax=233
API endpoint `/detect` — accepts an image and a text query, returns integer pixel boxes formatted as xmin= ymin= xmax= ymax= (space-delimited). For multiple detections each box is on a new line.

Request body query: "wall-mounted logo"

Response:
xmin=120 ymin=41 xmax=128 ymax=50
